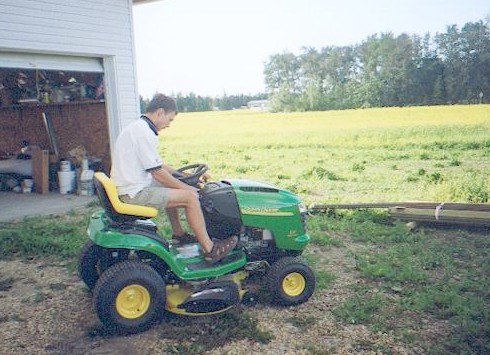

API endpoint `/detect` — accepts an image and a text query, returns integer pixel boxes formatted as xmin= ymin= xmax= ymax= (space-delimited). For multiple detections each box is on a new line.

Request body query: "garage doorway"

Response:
xmin=0 ymin=52 xmax=111 ymax=213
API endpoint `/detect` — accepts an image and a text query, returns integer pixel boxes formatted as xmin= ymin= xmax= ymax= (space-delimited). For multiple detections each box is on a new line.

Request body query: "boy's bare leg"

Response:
xmin=166 ymin=189 xmax=213 ymax=253
xmin=165 ymin=207 xmax=185 ymax=236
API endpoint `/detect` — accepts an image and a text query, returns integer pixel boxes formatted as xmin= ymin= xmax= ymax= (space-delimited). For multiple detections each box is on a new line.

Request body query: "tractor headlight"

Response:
xmin=298 ymin=203 xmax=307 ymax=214
xmin=298 ymin=203 xmax=308 ymax=231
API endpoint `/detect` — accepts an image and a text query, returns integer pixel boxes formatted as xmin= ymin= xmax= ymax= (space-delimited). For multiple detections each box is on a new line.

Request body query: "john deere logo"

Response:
xmin=241 ymin=207 xmax=294 ymax=217
xmin=288 ymin=230 xmax=300 ymax=237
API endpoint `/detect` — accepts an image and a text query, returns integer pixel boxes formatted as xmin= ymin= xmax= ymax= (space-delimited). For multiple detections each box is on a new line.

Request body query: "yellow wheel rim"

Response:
xmin=282 ymin=272 xmax=306 ymax=297
xmin=115 ymin=284 xmax=151 ymax=319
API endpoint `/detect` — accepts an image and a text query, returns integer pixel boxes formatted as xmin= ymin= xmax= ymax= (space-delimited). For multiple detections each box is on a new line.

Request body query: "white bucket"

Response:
xmin=59 ymin=160 xmax=71 ymax=172
xmin=21 ymin=178 xmax=33 ymax=193
xmin=58 ymin=170 xmax=76 ymax=194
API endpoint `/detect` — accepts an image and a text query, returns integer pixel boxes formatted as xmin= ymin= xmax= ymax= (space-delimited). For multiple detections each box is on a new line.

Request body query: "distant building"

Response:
xmin=247 ymin=100 xmax=269 ymax=110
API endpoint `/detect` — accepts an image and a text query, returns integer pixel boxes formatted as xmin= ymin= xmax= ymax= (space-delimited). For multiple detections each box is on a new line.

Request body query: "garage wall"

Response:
xmin=0 ymin=0 xmax=141 ymax=138
xmin=0 ymin=102 xmax=111 ymax=171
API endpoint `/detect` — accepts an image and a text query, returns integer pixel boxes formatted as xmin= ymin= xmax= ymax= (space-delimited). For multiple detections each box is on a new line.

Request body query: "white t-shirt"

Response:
xmin=111 ymin=118 xmax=162 ymax=198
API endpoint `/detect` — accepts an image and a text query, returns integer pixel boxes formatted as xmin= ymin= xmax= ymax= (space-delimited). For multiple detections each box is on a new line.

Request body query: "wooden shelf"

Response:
xmin=0 ymin=100 xmax=105 ymax=110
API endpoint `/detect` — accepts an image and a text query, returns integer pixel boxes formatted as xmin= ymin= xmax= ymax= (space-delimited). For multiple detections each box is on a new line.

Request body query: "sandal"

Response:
xmin=171 ymin=232 xmax=196 ymax=244
xmin=202 ymin=236 xmax=238 ymax=264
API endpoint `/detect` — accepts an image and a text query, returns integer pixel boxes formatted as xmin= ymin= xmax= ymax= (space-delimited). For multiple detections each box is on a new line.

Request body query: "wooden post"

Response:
xmin=31 ymin=146 xmax=49 ymax=194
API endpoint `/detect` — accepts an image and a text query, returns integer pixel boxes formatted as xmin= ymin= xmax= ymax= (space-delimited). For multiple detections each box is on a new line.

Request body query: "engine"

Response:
xmin=199 ymin=178 xmax=309 ymax=259
xmin=200 ymin=181 xmax=276 ymax=258
xmin=199 ymin=180 xmax=242 ymax=239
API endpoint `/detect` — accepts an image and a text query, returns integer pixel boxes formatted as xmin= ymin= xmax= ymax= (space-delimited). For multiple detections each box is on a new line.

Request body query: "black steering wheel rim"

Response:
xmin=173 ymin=163 xmax=208 ymax=186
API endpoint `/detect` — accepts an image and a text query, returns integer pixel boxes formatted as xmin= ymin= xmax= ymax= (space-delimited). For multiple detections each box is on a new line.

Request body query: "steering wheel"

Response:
xmin=172 ymin=163 xmax=208 ymax=187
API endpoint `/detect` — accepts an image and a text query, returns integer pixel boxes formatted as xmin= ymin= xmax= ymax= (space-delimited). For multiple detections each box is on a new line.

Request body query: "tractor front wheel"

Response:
xmin=266 ymin=256 xmax=316 ymax=306
xmin=93 ymin=260 xmax=165 ymax=334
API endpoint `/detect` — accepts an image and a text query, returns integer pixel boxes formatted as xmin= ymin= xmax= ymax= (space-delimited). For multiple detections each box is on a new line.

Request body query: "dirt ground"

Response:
xmin=0 ymin=245 xmax=431 ymax=355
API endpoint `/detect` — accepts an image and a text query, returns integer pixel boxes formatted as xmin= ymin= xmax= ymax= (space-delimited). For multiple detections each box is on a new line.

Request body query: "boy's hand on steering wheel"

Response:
xmin=200 ymin=171 xmax=211 ymax=183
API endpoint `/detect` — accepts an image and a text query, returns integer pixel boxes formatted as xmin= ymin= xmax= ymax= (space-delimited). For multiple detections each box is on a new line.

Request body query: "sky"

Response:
xmin=133 ymin=0 xmax=490 ymax=98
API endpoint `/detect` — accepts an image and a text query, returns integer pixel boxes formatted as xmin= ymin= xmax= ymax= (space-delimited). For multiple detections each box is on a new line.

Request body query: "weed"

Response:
xmin=0 ymin=277 xmax=15 ymax=291
xmin=159 ymin=312 xmax=273 ymax=352
xmin=406 ymin=175 xmax=419 ymax=183
xmin=352 ymin=162 xmax=366 ymax=172
xmin=449 ymin=158 xmax=461 ymax=166
xmin=315 ymin=270 xmax=336 ymax=290
xmin=427 ymin=172 xmax=443 ymax=184
xmin=301 ymin=343 xmax=335 ymax=354
xmin=235 ymin=166 xmax=249 ymax=173
xmin=302 ymin=166 xmax=344 ymax=181
xmin=285 ymin=315 xmax=318 ymax=329
xmin=420 ymin=153 xmax=430 ymax=160
xmin=49 ymin=283 xmax=68 ymax=291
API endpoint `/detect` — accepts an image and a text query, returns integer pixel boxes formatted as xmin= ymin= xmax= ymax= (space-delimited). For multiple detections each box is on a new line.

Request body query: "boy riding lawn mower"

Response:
xmin=79 ymin=164 xmax=315 ymax=333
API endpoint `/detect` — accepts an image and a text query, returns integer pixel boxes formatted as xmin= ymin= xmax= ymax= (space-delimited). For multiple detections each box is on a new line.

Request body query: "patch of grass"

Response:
xmin=315 ymin=270 xmax=336 ymax=290
xmin=355 ymin=246 xmax=429 ymax=282
xmin=333 ymin=294 xmax=385 ymax=324
xmin=308 ymin=216 xmax=344 ymax=247
xmin=322 ymin=207 xmax=489 ymax=353
xmin=0 ymin=212 xmax=89 ymax=260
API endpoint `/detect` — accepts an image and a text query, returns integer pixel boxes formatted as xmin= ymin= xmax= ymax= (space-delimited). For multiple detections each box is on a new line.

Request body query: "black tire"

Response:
xmin=78 ymin=240 xmax=101 ymax=290
xmin=93 ymin=260 xmax=165 ymax=334
xmin=266 ymin=256 xmax=316 ymax=306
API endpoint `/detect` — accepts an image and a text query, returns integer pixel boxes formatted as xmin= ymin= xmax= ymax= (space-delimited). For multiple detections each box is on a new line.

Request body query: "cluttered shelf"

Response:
xmin=0 ymin=100 xmax=105 ymax=111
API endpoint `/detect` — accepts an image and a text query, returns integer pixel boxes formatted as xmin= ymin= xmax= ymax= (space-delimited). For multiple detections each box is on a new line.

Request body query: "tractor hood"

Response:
xmin=222 ymin=179 xmax=302 ymax=215
xmin=200 ymin=179 xmax=308 ymax=250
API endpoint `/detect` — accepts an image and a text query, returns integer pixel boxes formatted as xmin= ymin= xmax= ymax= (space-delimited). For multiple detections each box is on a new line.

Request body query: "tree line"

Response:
xmin=141 ymin=18 xmax=490 ymax=113
xmin=265 ymin=19 xmax=490 ymax=111
xmin=140 ymin=92 xmax=267 ymax=113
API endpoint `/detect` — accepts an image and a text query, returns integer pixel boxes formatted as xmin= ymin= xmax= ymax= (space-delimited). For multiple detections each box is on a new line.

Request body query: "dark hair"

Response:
xmin=147 ymin=93 xmax=178 ymax=114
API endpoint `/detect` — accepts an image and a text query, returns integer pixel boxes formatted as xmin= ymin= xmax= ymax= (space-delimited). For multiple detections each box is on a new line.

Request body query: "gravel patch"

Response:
xmin=0 ymin=245 xmax=418 ymax=354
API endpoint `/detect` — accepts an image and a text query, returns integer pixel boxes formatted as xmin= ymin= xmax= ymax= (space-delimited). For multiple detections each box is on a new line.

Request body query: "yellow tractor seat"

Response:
xmin=93 ymin=172 xmax=158 ymax=223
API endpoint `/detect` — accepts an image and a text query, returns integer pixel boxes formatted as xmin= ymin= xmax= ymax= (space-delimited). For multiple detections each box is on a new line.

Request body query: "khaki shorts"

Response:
xmin=120 ymin=186 xmax=172 ymax=209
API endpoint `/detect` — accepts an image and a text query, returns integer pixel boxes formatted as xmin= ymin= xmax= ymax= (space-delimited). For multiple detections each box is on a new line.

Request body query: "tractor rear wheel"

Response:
xmin=93 ymin=260 xmax=165 ymax=334
xmin=78 ymin=240 xmax=101 ymax=290
xmin=266 ymin=256 xmax=315 ymax=306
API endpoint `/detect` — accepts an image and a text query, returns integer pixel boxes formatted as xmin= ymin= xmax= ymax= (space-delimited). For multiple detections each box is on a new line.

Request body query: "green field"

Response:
xmin=163 ymin=104 xmax=490 ymax=204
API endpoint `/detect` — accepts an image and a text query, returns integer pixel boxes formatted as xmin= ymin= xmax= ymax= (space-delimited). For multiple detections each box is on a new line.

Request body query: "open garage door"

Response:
xmin=0 ymin=52 xmax=104 ymax=73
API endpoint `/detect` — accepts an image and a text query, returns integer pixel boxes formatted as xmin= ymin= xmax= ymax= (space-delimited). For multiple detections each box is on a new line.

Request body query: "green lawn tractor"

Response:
xmin=79 ymin=164 xmax=315 ymax=333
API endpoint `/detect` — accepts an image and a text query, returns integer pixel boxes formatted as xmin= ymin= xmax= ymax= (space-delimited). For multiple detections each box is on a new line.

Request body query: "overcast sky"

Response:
xmin=133 ymin=0 xmax=489 ymax=98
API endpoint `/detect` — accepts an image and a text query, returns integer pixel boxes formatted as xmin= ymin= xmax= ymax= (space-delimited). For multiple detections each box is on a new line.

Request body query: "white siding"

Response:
xmin=0 ymin=0 xmax=141 ymax=142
